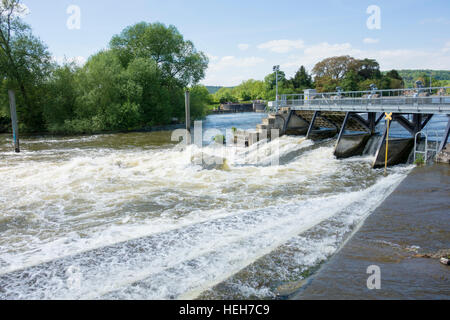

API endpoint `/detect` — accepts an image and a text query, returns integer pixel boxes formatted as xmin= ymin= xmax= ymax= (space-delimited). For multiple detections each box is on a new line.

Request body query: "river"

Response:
xmin=0 ymin=113 xmax=446 ymax=300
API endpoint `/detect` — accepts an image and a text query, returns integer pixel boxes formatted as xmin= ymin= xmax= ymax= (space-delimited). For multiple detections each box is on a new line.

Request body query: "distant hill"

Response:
xmin=205 ymin=86 xmax=222 ymax=94
xmin=205 ymin=86 xmax=235 ymax=94
xmin=393 ymin=70 xmax=450 ymax=87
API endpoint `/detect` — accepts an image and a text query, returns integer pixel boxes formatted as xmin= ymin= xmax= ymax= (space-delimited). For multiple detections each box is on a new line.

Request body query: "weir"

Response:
xmin=239 ymin=86 xmax=450 ymax=168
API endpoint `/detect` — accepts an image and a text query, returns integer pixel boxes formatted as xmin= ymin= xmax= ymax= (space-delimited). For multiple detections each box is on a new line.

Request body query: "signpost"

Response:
xmin=384 ymin=112 xmax=393 ymax=175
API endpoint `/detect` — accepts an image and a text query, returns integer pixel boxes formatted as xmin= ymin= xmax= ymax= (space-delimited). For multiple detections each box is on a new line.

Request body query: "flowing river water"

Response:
xmin=0 ymin=113 xmax=446 ymax=300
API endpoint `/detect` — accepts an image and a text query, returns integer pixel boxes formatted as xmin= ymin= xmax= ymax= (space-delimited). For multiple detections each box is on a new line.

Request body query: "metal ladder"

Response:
xmin=414 ymin=130 xmax=439 ymax=164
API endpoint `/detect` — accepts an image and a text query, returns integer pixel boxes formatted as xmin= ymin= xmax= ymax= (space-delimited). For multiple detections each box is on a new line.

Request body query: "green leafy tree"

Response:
xmin=43 ymin=63 xmax=79 ymax=131
xmin=354 ymin=58 xmax=381 ymax=80
xmin=341 ymin=70 xmax=360 ymax=92
xmin=215 ymin=87 xmax=238 ymax=104
xmin=313 ymin=56 xmax=356 ymax=80
xmin=290 ymin=66 xmax=313 ymax=90
xmin=0 ymin=0 xmax=53 ymax=131
xmin=314 ymin=76 xmax=340 ymax=93
xmin=110 ymin=22 xmax=208 ymax=87
xmin=189 ymin=85 xmax=211 ymax=119
xmin=386 ymin=70 xmax=402 ymax=81
xmin=264 ymin=70 xmax=287 ymax=91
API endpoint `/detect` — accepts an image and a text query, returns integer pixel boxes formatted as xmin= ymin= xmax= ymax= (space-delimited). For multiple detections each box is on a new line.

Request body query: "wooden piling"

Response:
xmin=8 ymin=90 xmax=20 ymax=153
xmin=185 ymin=90 xmax=191 ymax=145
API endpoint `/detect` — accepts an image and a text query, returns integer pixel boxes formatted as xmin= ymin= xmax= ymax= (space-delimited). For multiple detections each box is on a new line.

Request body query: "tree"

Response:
xmin=382 ymin=70 xmax=404 ymax=89
xmin=0 ymin=0 xmax=53 ymax=130
xmin=189 ymin=85 xmax=210 ymax=119
xmin=313 ymin=56 xmax=357 ymax=80
xmin=264 ymin=70 xmax=287 ymax=91
xmin=314 ymin=76 xmax=340 ymax=93
xmin=386 ymin=69 xmax=402 ymax=81
xmin=43 ymin=63 xmax=79 ymax=131
xmin=341 ymin=70 xmax=360 ymax=92
xmin=354 ymin=58 xmax=381 ymax=80
xmin=290 ymin=66 xmax=313 ymax=90
xmin=231 ymin=79 xmax=265 ymax=101
xmin=215 ymin=88 xmax=238 ymax=104
xmin=110 ymin=22 xmax=208 ymax=87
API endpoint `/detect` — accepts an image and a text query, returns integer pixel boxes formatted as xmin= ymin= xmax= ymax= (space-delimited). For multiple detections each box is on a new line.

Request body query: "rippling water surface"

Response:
xmin=0 ymin=113 xmax=423 ymax=299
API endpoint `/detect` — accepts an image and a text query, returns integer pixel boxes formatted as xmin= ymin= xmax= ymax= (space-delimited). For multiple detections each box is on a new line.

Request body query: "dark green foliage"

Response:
xmin=0 ymin=6 xmax=210 ymax=134
xmin=395 ymin=70 xmax=450 ymax=87
xmin=355 ymin=58 xmax=381 ymax=80
xmin=341 ymin=70 xmax=360 ymax=92
xmin=290 ymin=66 xmax=313 ymax=90
xmin=0 ymin=0 xmax=53 ymax=132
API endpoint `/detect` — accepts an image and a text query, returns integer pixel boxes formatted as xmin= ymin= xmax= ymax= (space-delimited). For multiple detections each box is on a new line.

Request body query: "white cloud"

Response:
xmin=282 ymin=42 xmax=362 ymax=70
xmin=203 ymin=55 xmax=265 ymax=86
xmin=238 ymin=43 xmax=250 ymax=51
xmin=363 ymin=38 xmax=380 ymax=44
xmin=209 ymin=56 xmax=265 ymax=72
xmin=282 ymin=41 xmax=450 ymax=76
xmin=202 ymin=40 xmax=450 ymax=86
xmin=258 ymin=39 xmax=304 ymax=53
xmin=206 ymin=53 xmax=219 ymax=62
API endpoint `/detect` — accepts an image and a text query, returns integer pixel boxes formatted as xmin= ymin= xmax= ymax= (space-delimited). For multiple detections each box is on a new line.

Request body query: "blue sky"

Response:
xmin=22 ymin=0 xmax=450 ymax=86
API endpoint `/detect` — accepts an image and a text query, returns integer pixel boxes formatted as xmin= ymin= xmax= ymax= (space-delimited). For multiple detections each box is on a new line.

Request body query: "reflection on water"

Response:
xmin=0 ymin=113 xmax=414 ymax=299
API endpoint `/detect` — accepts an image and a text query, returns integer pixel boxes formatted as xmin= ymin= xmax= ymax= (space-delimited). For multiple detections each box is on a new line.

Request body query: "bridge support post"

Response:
xmin=282 ymin=110 xmax=294 ymax=135
xmin=368 ymin=112 xmax=376 ymax=134
xmin=335 ymin=112 xmax=350 ymax=149
xmin=439 ymin=117 xmax=450 ymax=153
xmin=306 ymin=111 xmax=319 ymax=139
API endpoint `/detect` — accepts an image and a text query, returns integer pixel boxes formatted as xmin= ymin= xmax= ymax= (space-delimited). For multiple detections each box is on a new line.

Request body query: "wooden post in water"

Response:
xmin=185 ymin=90 xmax=191 ymax=145
xmin=8 ymin=90 xmax=20 ymax=153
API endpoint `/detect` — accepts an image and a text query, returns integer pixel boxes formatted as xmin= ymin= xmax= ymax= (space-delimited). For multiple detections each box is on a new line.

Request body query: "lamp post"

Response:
xmin=430 ymin=72 xmax=432 ymax=94
xmin=273 ymin=65 xmax=280 ymax=112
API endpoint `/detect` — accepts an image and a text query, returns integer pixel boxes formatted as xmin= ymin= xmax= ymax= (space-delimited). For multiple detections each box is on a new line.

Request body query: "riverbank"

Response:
xmin=294 ymin=163 xmax=450 ymax=300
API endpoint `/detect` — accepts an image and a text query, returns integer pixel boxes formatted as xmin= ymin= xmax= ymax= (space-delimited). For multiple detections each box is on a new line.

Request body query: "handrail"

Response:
xmin=281 ymin=86 xmax=450 ymax=99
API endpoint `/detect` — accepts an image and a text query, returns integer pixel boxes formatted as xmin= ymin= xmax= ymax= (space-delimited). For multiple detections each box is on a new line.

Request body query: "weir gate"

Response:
xmin=243 ymin=87 xmax=450 ymax=168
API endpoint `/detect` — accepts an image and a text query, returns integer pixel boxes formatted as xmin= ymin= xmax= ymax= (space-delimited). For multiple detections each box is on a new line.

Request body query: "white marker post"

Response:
xmin=8 ymin=90 xmax=20 ymax=153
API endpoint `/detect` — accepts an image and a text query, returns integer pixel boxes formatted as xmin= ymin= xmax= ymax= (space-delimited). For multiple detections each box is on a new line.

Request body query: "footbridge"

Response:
xmin=258 ymin=87 xmax=450 ymax=168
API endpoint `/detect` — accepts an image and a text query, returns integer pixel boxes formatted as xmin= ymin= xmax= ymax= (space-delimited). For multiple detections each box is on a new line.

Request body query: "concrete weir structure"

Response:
xmin=238 ymin=86 xmax=450 ymax=168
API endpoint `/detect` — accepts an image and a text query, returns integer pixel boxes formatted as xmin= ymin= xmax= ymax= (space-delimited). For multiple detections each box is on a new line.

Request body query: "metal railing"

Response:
xmin=268 ymin=86 xmax=450 ymax=114
xmin=281 ymin=86 xmax=450 ymax=100
xmin=414 ymin=130 xmax=440 ymax=164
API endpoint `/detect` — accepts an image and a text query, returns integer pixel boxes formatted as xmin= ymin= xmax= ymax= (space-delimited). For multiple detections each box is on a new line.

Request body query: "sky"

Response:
xmin=20 ymin=0 xmax=450 ymax=86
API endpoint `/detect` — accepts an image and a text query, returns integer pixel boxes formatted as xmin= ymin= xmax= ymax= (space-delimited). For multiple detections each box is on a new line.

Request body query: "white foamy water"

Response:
xmin=0 ymin=125 xmax=411 ymax=300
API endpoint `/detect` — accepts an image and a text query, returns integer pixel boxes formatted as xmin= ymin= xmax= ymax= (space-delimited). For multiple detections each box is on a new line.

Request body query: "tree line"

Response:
xmin=212 ymin=56 xmax=450 ymax=105
xmin=0 ymin=0 xmax=209 ymax=134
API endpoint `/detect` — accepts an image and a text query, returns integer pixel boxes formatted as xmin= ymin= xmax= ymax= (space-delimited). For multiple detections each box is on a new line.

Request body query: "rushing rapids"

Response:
xmin=0 ymin=113 xmax=415 ymax=300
